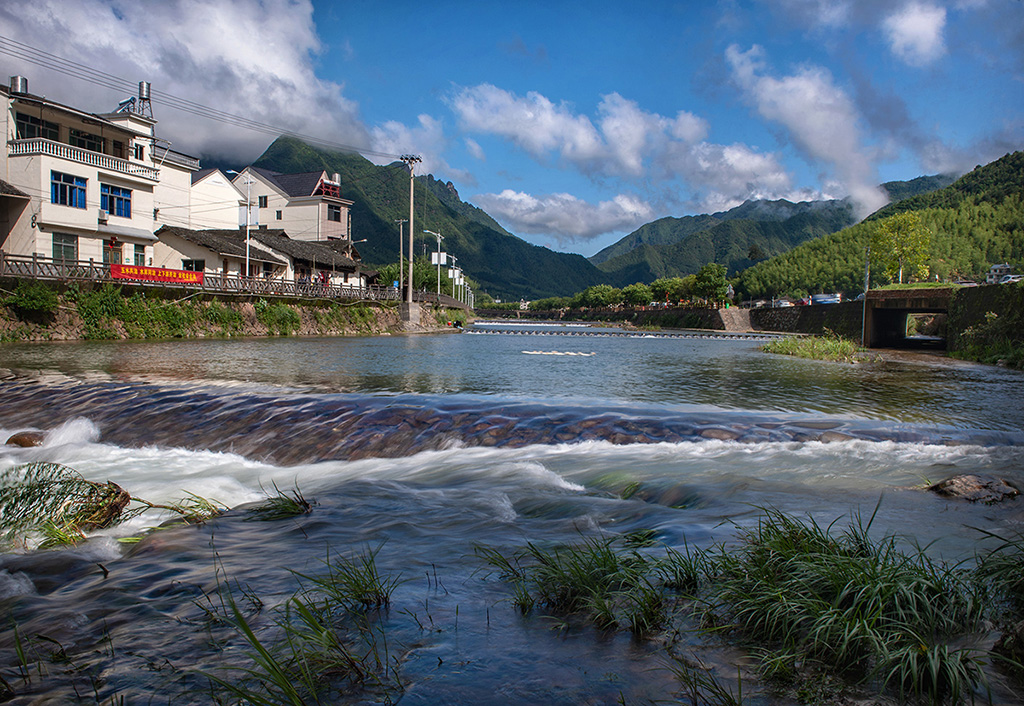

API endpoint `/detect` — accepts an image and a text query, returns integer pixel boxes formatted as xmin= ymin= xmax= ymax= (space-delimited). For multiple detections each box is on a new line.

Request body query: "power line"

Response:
xmin=0 ymin=35 xmax=407 ymax=162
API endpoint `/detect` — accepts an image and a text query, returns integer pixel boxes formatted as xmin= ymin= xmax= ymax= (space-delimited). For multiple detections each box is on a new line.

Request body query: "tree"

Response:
xmin=871 ymin=212 xmax=931 ymax=284
xmin=693 ymin=263 xmax=729 ymax=302
xmin=650 ymin=276 xmax=691 ymax=303
xmin=621 ymin=282 xmax=653 ymax=307
xmin=579 ymin=284 xmax=622 ymax=307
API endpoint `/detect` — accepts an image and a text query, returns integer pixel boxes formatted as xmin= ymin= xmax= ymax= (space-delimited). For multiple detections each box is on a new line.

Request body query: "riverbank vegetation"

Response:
xmin=0 ymin=281 xmax=468 ymax=342
xmin=761 ymin=331 xmax=864 ymax=363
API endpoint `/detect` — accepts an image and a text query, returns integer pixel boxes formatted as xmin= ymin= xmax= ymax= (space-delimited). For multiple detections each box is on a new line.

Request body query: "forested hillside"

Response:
xmin=252 ymin=137 xmax=606 ymax=300
xmin=734 ymin=152 xmax=1024 ymax=300
xmin=595 ymin=201 xmax=856 ymax=284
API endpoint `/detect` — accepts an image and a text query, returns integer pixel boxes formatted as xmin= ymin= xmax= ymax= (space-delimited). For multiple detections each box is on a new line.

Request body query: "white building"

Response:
xmin=0 ymin=75 xmax=199 ymax=268
xmin=189 ymin=168 xmax=247 ymax=231
xmin=233 ymin=166 xmax=354 ymax=243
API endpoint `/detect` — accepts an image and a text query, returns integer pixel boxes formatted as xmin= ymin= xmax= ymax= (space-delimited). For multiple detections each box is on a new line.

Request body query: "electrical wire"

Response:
xmin=0 ymin=35 xmax=411 ymax=162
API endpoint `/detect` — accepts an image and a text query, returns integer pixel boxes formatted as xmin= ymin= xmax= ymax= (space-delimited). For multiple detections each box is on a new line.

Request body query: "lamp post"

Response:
xmin=226 ymin=169 xmax=252 ymax=283
xmin=424 ymin=229 xmax=443 ymax=298
xmin=394 ymin=219 xmax=407 ymax=292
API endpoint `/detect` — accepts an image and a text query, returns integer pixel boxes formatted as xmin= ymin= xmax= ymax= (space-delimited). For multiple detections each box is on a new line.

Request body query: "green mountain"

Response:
xmin=588 ymin=175 xmax=954 ymax=285
xmin=251 ymin=137 xmax=606 ymax=300
xmin=593 ymin=199 xmax=857 ymax=284
xmin=734 ymin=151 xmax=1024 ymax=300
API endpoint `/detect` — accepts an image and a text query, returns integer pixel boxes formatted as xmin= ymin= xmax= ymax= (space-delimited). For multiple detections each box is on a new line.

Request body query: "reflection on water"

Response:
xmin=0 ymin=328 xmax=1021 ymax=431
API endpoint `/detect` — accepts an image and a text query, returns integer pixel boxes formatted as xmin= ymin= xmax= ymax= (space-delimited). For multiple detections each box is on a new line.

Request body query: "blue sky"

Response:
xmin=1 ymin=0 xmax=1022 ymax=256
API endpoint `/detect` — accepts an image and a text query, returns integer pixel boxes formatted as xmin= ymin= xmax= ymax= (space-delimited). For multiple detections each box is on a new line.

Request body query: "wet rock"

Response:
xmin=699 ymin=428 xmax=741 ymax=441
xmin=928 ymin=474 xmax=1020 ymax=504
xmin=5 ymin=430 xmax=45 ymax=447
xmin=819 ymin=431 xmax=856 ymax=443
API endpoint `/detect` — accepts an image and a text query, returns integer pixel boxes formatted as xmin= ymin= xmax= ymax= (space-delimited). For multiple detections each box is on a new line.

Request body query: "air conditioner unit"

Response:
xmin=98 ymin=209 xmax=109 ymax=223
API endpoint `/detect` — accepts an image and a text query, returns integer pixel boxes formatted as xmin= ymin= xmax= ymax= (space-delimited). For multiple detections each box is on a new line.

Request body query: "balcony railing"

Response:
xmin=8 ymin=138 xmax=160 ymax=181
xmin=0 ymin=252 xmax=404 ymax=303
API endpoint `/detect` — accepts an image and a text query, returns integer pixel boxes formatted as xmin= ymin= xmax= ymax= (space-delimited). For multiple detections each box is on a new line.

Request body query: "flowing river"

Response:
xmin=1 ymin=322 xmax=1022 ymax=704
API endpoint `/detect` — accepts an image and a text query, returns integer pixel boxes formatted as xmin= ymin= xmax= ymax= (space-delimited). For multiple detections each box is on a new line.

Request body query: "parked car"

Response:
xmin=774 ymin=299 xmax=795 ymax=307
xmin=810 ymin=293 xmax=842 ymax=305
xmin=999 ymin=274 xmax=1023 ymax=284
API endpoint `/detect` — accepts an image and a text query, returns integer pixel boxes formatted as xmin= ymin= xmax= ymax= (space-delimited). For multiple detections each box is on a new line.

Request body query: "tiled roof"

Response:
xmin=249 ymin=167 xmax=329 ymax=198
xmin=155 ymin=226 xmax=286 ymax=265
xmin=0 ymin=179 xmax=29 ymax=198
xmin=191 ymin=168 xmax=219 ymax=185
xmin=249 ymin=231 xmax=360 ymax=272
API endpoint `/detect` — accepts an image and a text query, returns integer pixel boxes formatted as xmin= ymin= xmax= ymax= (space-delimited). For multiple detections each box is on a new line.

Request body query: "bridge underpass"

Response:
xmin=863 ymin=288 xmax=952 ymax=349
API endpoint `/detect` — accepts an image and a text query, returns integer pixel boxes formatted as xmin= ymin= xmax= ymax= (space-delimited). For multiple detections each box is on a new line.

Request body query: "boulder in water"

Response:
xmin=928 ymin=474 xmax=1019 ymax=504
xmin=6 ymin=431 xmax=44 ymax=447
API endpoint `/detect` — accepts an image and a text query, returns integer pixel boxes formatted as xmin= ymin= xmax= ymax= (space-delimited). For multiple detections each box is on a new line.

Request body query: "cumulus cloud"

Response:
xmin=883 ymin=2 xmax=947 ymax=66
xmin=368 ymin=113 xmax=471 ymax=183
xmin=0 ymin=0 xmax=371 ymax=160
xmin=726 ymin=44 xmax=888 ymax=216
xmin=452 ymin=83 xmax=793 ymax=214
xmin=473 ymin=190 xmax=655 ymax=244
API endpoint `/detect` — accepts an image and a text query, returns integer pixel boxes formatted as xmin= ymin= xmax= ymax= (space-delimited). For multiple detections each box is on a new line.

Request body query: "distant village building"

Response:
xmin=232 ymin=167 xmax=354 ymax=243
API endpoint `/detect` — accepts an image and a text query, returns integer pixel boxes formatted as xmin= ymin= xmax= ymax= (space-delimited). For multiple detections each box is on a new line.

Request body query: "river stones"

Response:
xmin=5 ymin=430 xmax=44 ymax=447
xmin=928 ymin=474 xmax=1020 ymax=504
xmin=698 ymin=427 xmax=741 ymax=441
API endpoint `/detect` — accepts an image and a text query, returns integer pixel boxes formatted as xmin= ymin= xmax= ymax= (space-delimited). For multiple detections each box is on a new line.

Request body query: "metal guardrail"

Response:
xmin=0 ymin=252 xmax=401 ymax=302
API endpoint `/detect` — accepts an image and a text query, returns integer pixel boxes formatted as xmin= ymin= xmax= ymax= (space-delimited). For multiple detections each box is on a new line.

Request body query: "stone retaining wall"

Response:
xmin=749 ymin=301 xmax=864 ymax=338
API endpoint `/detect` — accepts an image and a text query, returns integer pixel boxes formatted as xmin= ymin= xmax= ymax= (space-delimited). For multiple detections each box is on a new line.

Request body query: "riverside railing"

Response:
xmin=0 ymin=252 xmax=401 ymax=302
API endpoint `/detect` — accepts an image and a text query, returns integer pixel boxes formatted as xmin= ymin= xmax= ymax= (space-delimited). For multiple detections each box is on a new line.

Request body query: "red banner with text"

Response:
xmin=110 ymin=264 xmax=204 ymax=285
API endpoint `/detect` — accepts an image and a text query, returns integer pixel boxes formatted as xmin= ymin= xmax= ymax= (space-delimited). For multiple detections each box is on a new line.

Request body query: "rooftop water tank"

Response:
xmin=9 ymin=76 xmax=28 ymax=94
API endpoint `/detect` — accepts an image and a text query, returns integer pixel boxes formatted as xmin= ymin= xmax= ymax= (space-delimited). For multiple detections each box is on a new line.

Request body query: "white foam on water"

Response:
xmin=0 ymin=569 xmax=35 ymax=599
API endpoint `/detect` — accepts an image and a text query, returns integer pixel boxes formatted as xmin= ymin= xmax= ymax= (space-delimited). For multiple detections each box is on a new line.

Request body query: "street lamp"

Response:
xmin=424 ymin=229 xmax=444 ymax=298
xmin=394 ymin=219 xmax=407 ymax=292
xmin=226 ymin=169 xmax=252 ymax=280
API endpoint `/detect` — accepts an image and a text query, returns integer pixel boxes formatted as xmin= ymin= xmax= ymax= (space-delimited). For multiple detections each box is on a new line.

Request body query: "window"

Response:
xmin=15 ymin=112 xmax=59 ymax=141
xmin=112 ymin=141 xmax=125 ymax=159
xmin=258 ymin=195 xmax=268 ymax=208
xmin=103 ymin=239 xmax=122 ymax=265
xmin=134 ymin=143 xmax=145 ymax=160
xmin=101 ymin=184 xmax=132 ymax=218
xmin=134 ymin=244 xmax=146 ymax=266
xmin=51 ymin=171 xmax=87 ymax=209
xmin=182 ymin=259 xmax=205 ymax=272
xmin=52 ymin=233 xmax=78 ymax=261
xmin=276 ymin=210 xmax=282 ymax=220
xmin=69 ymin=128 xmax=104 ymax=153
xmin=327 ymin=204 xmax=342 ymax=222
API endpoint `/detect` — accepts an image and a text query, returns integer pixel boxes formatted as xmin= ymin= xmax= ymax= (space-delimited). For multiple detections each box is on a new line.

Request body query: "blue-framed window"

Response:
xmin=101 ymin=184 xmax=132 ymax=218
xmin=51 ymin=171 xmax=86 ymax=209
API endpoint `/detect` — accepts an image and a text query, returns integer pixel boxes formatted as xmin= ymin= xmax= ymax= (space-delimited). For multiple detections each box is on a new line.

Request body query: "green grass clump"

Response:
xmin=703 ymin=507 xmax=988 ymax=703
xmin=761 ymin=331 xmax=863 ymax=363
xmin=476 ymin=535 xmax=683 ymax=636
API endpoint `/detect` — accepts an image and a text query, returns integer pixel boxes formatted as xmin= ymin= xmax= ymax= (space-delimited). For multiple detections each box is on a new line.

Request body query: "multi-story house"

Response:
xmin=1 ymin=75 xmax=198 ymax=269
xmin=233 ymin=166 xmax=354 ymax=243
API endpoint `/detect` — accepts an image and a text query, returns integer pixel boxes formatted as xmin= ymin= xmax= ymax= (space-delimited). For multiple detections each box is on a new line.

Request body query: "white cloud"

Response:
xmin=726 ymin=44 xmax=888 ymax=216
xmin=883 ymin=2 xmax=947 ymax=66
xmin=452 ymin=83 xmax=793 ymax=213
xmin=465 ymin=138 xmax=486 ymax=161
xmin=473 ymin=190 xmax=654 ymax=244
xmin=0 ymin=0 xmax=371 ymax=160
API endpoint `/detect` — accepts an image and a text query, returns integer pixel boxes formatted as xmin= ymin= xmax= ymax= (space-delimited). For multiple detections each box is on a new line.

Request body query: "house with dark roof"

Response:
xmin=249 ymin=229 xmax=372 ymax=288
xmin=232 ymin=166 xmax=354 ymax=243
xmin=153 ymin=226 xmax=287 ymax=279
